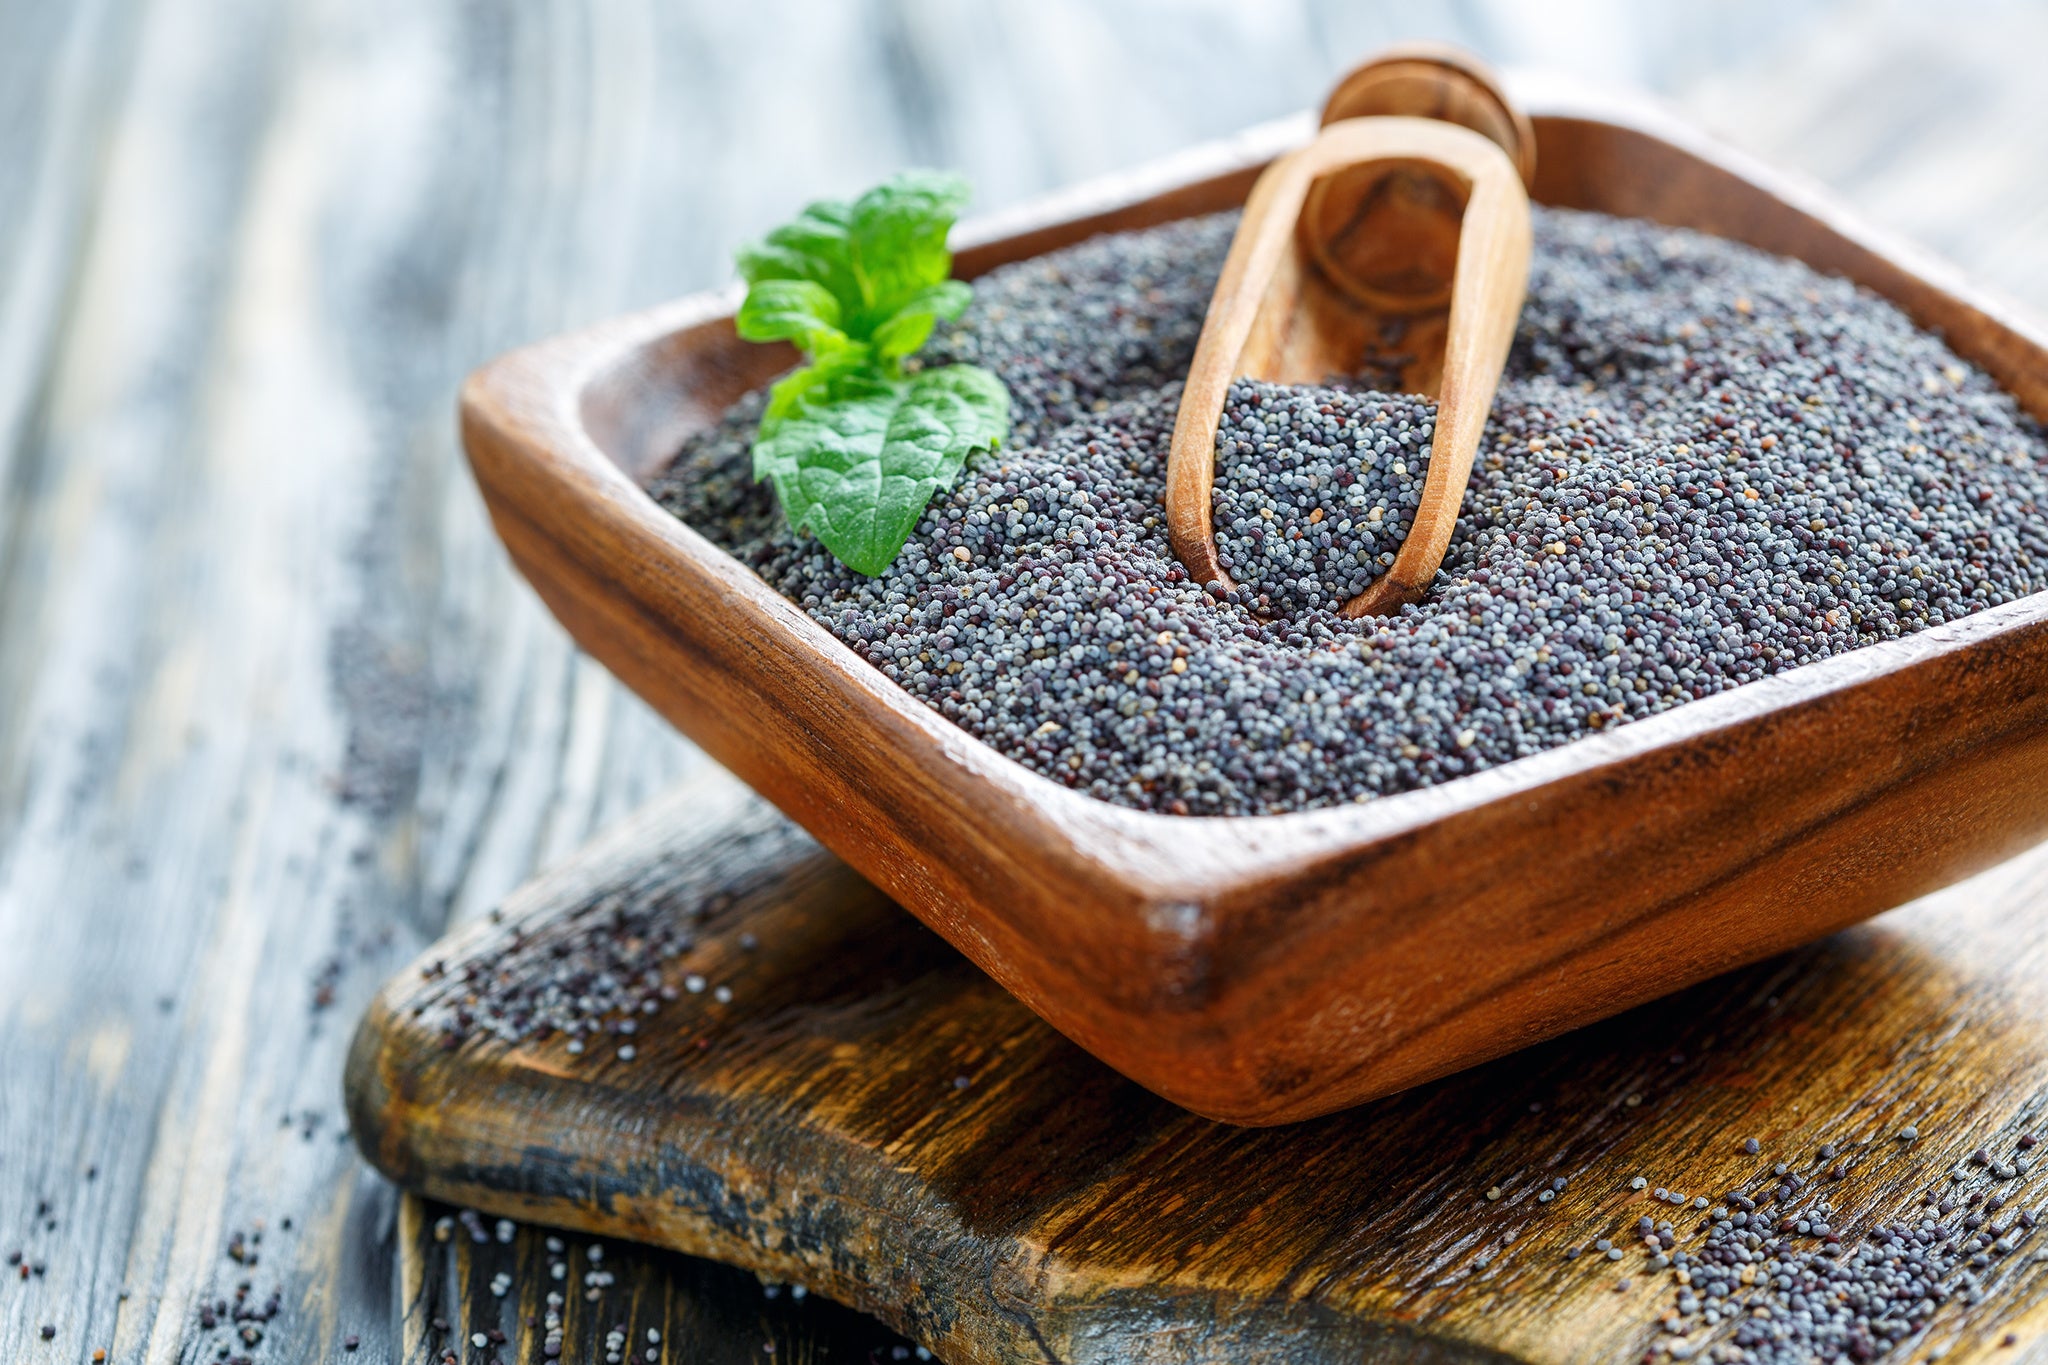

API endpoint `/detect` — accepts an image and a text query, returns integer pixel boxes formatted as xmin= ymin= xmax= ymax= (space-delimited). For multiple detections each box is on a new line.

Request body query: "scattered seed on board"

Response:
xmin=408 ymin=827 xmax=805 ymax=1059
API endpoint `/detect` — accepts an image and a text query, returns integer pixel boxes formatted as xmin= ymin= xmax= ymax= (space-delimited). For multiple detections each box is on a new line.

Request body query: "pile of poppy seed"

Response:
xmin=1210 ymin=387 xmax=1436 ymax=612
xmin=651 ymin=208 xmax=2048 ymax=816
xmin=1558 ymin=1129 xmax=2043 ymax=1362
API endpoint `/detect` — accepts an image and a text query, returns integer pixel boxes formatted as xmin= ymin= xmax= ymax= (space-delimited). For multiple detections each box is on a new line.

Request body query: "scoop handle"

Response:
xmin=1339 ymin=128 xmax=1530 ymax=617
xmin=1164 ymin=118 xmax=1531 ymax=615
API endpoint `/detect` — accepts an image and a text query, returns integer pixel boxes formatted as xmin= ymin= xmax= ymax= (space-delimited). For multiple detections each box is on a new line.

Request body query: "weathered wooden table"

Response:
xmin=3 ymin=4 xmax=2046 ymax=1362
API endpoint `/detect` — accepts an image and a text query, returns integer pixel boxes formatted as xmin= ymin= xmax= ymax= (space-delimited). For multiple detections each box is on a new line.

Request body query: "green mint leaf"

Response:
xmin=756 ymin=346 xmax=874 ymax=449
xmin=734 ymin=172 xmax=1009 ymax=576
xmin=846 ymin=171 xmax=970 ymax=335
xmin=897 ymin=364 xmax=1009 ymax=459
xmin=734 ymin=279 xmax=850 ymax=355
xmin=735 ymin=199 xmax=859 ymax=321
xmin=736 ymin=171 xmax=969 ymax=348
xmin=753 ymin=362 xmax=1009 ymax=576
xmin=869 ymin=280 xmax=972 ymax=360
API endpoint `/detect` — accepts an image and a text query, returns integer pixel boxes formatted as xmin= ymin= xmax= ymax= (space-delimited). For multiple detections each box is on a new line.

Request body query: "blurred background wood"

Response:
xmin=1 ymin=1 xmax=2045 ymax=1361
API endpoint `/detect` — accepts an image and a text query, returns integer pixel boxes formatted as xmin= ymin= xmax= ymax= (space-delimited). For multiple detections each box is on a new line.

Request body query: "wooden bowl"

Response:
xmin=459 ymin=72 xmax=2048 ymax=1125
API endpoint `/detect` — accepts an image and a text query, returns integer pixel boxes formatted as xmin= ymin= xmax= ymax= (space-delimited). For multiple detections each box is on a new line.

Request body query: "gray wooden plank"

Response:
xmin=0 ymin=0 xmax=421 ymax=1350
xmin=4 ymin=1 xmax=2047 ymax=1361
xmin=0 ymin=0 xmax=705 ymax=1359
xmin=0 ymin=0 xmax=138 ymax=562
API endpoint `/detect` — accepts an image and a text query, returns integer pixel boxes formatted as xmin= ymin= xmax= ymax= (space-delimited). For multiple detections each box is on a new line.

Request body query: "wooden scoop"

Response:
xmin=1165 ymin=47 xmax=1535 ymax=616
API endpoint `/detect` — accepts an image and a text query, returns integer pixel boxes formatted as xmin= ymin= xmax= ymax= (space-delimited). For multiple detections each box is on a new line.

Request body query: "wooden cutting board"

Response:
xmin=346 ymin=770 xmax=2048 ymax=1364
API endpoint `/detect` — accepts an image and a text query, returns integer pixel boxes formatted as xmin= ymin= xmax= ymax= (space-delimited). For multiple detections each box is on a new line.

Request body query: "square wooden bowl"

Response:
xmin=459 ymin=72 xmax=2048 ymax=1125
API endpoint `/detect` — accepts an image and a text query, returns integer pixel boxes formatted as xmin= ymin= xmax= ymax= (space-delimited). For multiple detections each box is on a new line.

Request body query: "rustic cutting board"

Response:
xmin=347 ymin=769 xmax=2048 ymax=1364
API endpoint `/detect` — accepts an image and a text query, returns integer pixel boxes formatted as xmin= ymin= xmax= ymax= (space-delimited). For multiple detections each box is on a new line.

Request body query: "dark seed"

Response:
xmin=655 ymin=208 xmax=2048 ymax=818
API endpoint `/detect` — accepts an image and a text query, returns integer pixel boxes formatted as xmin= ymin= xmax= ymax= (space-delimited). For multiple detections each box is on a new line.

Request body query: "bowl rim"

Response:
xmin=464 ymin=71 xmax=2048 ymax=908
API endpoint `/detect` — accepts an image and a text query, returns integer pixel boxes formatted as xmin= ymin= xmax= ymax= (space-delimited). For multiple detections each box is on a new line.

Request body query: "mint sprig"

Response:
xmin=735 ymin=171 xmax=1010 ymax=576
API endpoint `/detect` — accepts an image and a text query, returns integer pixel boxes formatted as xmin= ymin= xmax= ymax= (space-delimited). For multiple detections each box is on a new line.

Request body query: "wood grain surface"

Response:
xmin=6 ymin=2 xmax=2048 ymax=1361
xmin=462 ymin=84 xmax=2048 ymax=1126
xmin=396 ymin=1193 xmax=917 ymax=1365
xmin=349 ymin=767 xmax=2048 ymax=1364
